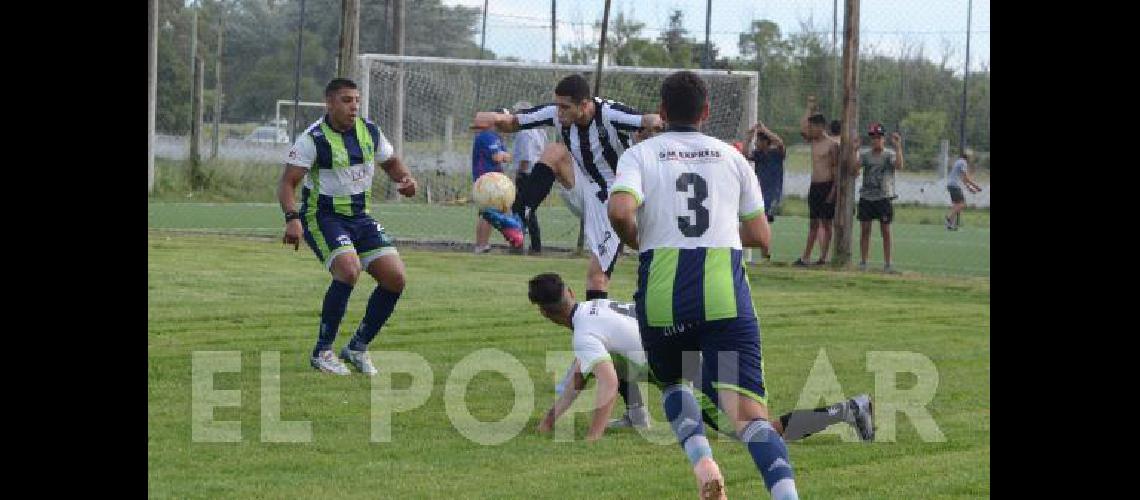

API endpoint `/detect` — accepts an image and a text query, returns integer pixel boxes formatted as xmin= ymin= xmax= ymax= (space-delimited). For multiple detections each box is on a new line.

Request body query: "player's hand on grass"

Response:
xmin=396 ymin=176 xmax=417 ymax=197
xmin=283 ymin=219 xmax=303 ymax=251
xmin=536 ymin=410 xmax=555 ymax=433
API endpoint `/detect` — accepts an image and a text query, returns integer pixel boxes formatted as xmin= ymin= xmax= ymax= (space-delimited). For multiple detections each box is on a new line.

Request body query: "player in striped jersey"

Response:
xmin=608 ymin=71 xmax=803 ymax=500
xmin=471 ymin=75 xmax=662 ymax=301
xmin=278 ymin=78 xmax=418 ymax=376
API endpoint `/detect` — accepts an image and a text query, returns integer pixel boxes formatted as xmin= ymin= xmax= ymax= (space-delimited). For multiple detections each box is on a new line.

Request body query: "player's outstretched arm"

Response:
xmin=380 ymin=157 xmax=417 ymax=197
xmin=472 ymin=111 xmax=519 ymax=133
xmin=538 ymin=360 xmax=586 ymax=433
xmin=640 ymin=113 xmax=664 ymax=132
xmin=586 ymin=361 xmax=620 ymax=442
xmin=608 ymin=193 xmax=640 ymax=251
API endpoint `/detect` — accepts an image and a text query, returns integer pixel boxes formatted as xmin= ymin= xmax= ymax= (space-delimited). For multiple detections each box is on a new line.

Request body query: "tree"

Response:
xmin=900 ymin=110 xmax=949 ymax=170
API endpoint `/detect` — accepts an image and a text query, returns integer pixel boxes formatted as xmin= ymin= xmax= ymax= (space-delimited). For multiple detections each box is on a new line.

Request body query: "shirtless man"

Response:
xmin=795 ymin=96 xmax=840 ymax=267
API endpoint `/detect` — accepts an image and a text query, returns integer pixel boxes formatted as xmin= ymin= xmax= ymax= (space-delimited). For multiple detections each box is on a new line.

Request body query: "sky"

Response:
xmin=442 ymin=0 xmax=990 ymax=73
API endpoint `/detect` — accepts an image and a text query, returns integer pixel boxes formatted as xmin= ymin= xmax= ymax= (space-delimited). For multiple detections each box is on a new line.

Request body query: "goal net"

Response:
xmin=358 ymin=54 xmax=758 ymax=176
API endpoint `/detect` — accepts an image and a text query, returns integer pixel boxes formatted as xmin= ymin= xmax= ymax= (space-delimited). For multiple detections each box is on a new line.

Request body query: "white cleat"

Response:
xmin=607 ymin=406 xmax=651 ymax=429
xmin=339 ymin=346 xmax=378 ymax=376
xmin=310 ymin=350 xmax=350 ymax=375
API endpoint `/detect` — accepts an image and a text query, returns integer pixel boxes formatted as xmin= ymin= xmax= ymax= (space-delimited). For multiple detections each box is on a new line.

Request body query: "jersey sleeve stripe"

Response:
xmin=610 ymin=186 xmax=643 ymax=206
xmin=739 ymin=207 xmax=765 ymax=221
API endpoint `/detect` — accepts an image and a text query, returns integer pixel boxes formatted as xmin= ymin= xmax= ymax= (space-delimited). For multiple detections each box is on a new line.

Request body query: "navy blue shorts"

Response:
xmin=638 ymin=314 xmax=768 ymax=407
xmin=300 ymin=211 xmax=397 ymax=270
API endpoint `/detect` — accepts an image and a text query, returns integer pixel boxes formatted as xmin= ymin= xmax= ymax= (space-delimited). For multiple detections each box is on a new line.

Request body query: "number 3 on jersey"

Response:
xmin=676 ymin=173 xmax=709 ymax=237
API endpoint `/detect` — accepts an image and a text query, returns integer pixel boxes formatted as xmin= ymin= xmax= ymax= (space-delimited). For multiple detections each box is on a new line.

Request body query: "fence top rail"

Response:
xmin=359 ymin=54 xmax=758 ymax=79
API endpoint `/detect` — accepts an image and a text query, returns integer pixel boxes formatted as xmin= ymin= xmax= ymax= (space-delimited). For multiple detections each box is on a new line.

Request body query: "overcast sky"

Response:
xmin=443 ymin=0 xmax=989 ymax=73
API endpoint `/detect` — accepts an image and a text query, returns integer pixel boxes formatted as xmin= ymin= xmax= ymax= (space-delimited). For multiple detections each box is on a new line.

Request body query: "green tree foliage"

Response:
xmin=900 ymin=110 xmax=949 ymax=169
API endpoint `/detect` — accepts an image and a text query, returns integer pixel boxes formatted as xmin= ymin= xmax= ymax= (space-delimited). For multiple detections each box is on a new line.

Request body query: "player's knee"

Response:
xmin=335 ymin=262 xmax=362 ymax=286
xmin=540 ymin=142 xmax=569 ymax=167
xmin=383 ymin=268 xmax=406 ymax=293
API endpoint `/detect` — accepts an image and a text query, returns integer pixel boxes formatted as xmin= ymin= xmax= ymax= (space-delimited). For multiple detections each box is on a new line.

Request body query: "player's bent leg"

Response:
xmin=309 ymin=251 xmax=361 ymax=375
xmin=538 ymin=142 xmax=575 ymax=189
xmin=704 ymin=317 xmax=798 ymax=500
xmin=339 ymin=253 xmax=404 ymax=375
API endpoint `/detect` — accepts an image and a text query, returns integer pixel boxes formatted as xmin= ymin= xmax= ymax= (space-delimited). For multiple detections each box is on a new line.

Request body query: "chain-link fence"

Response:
xmin=149 ymin=0 xmax=989 ymax=277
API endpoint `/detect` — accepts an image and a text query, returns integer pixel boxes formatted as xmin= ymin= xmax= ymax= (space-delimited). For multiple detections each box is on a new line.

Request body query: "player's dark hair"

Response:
xmin=660 ymin=70 xmax=708 ymax=125
xmin=554 ymin=74 xmax=591 ymax=103
xmin=808 ymin=113 xmax=827 ymax=126
xmin=528 ymin=273 xmax=567 ymax=310
xmin=325 ymin=78 xmax=358 ymax=98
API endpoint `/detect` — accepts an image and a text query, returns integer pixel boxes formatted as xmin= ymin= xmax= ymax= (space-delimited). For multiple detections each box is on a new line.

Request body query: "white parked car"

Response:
xmin=245 ymin=126 xmax=290 ymax=144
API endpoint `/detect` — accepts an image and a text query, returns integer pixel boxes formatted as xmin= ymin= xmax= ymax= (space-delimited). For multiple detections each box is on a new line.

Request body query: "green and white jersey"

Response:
xmin=609 ymin=127 xmax=765 ymax=327
xmin=285 ymin=115 xmax=394 ymax=217
xmin=858 ymin=148 xmax=898 ymax=201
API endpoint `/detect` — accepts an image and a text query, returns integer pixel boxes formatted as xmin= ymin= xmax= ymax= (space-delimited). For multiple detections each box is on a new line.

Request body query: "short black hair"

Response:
xmin=528 ymin=273 xmax=566 ymax=308
xmin=325 ymin=78 xmax=358 ymax=98
xmin=554 ymin=74 xmax=591 ymax=103
xmin=756 ymin=132 xmax=770 ymax=143
xmin=829 ymin=120 xmax=841 ymax=135
xmin=660 ymin=71 xmax=708 ymax=125
xmin=808 ymin=113 xmax=827 ymax=126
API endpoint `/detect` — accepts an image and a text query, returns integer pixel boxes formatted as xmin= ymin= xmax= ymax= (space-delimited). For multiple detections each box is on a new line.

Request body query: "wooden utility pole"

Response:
xmin=551 ymin=0 xmax=556 ymax=63
xmin=212 ymin=4 xmax=225 ymax=159
xmin=149 ymin=0 xmax=158 ymax=193
xmin=579 ymin=0 xmax=611 ymax=256
xmin=392 ymin=0 xmax=405 ymax=161
xmin=190 ymin=56 xmax=205 ymax=188
xmin=189 ymin=5 xmax=198 ymax=131
xmin=337 ymin=0 xmax=360 ymax=80
xmin=832 ymin=0 xmax=860 ymax=268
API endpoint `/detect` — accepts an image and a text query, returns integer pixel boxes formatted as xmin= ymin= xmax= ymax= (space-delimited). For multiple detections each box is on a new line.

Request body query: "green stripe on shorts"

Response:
xmin=646 ymin=248 xmax=679 ymax=326
xmin=703 ymin=248 xmax=736 ymax=321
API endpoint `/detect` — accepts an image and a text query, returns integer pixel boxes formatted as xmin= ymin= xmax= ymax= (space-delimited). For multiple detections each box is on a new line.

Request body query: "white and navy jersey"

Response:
xmin=515 ymin=98 xmax=645 ymax=202
xmin=286 ymin=115 xmax=394 ymax=217
xmin=569 ymin=299 xmax=647 ymax=379
xmin=609 ymin=127 xmax=765 ymax=327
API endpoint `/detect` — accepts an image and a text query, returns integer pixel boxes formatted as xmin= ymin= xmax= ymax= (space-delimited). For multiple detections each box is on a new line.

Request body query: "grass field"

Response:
xmin=148 ymin=201 xmax=989 ymax=277
xmin=148 ymin=233 xmax=990 ymax=498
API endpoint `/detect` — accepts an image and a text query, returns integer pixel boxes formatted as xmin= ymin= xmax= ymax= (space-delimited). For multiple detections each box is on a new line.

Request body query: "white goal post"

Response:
xmin=356 ymin=54 xmax=759 ymax=171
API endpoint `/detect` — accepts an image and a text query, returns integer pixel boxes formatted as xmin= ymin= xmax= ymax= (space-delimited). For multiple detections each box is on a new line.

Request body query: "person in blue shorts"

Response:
xmin=278 ymin=78 xmax=418 ymax=376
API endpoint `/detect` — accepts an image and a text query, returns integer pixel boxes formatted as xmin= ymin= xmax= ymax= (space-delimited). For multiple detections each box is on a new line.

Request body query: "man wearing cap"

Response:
xmin=853 ymin=122 xmax=905 ymax=273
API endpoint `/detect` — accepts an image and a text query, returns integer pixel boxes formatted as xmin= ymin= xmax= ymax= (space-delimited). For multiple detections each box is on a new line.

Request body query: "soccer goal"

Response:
xmin=357 ymin=54 xmax=759 ymax=174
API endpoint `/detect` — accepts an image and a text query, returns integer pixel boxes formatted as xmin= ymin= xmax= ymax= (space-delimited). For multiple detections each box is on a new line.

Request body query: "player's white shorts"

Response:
xmin=573 ymin=167 xmax=623 ymax=275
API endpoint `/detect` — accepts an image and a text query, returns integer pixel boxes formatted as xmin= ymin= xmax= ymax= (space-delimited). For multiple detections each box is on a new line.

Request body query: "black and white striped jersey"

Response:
xmin=514 ymin=97 xmax=645 ymax=201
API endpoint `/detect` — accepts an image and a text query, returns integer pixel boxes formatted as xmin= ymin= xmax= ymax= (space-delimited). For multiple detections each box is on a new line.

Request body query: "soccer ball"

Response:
xmin=472 ymin=172 xmax=516 ymax=212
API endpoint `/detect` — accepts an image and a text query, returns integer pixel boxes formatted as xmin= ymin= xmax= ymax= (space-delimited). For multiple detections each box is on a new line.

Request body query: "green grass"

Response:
xmin=148 ymin=233 xmax=989 ymax=498
xmin=148 ymin=201 xmax=989 ymax=277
